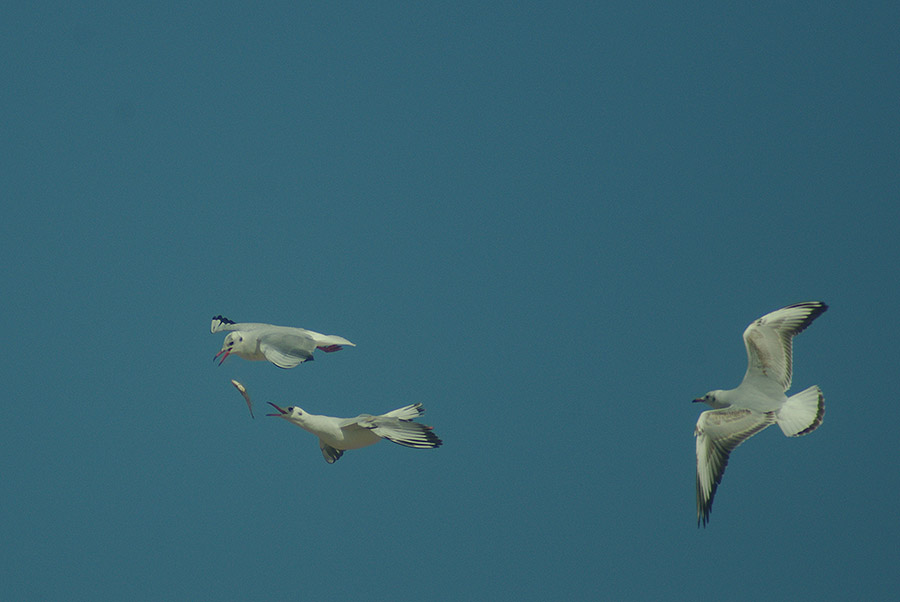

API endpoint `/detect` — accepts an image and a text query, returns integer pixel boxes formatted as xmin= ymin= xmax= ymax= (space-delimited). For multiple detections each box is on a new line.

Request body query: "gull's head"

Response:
xmin=266 ymin=402 xmax=305 ymax=422
xmin=693 ymin=390 xmax=729 ymax=409
xmin=214 ymin=332 xmax=245 ymax=365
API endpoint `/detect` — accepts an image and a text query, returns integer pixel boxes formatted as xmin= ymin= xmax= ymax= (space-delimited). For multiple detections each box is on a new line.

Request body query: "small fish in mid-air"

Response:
xmin=230 ymin=379 xmax=255 ymax=419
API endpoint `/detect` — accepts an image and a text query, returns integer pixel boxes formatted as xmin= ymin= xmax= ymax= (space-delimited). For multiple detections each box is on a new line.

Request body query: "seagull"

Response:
xmin=267 ymin=402 xmax=442 ymax=463
xmin=211 ymin=315 xmax=355 ymax=369
xmin=693 ymin=301 xmax=828 ymax=527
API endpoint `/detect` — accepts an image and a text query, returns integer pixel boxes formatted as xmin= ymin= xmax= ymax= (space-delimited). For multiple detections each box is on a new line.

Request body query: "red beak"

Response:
xmin=266 ymin=402 xmax=288 ymax=416
xmin=214 ymin=348 xmax=231 ymax=365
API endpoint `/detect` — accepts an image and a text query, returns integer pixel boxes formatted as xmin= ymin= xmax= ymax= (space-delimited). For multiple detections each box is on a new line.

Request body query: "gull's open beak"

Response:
xmin=692 ymin=398 xmax=704 ymax=403
xmin=266 ymin=402 xmax=288 ymax=416
xmin=214 ymin=348 xmax=231 ymax=365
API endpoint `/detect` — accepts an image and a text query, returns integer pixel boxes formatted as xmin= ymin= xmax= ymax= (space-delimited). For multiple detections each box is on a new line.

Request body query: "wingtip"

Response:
xmin=422 ymin=427 xmax=443 ymax=448
xmin=788 ymin=301 xmax=829 ymax=332
xmin=805 ymin=301 xmax=828 ymax=319
xmin=697 ymin=494 xmax=713 ymax=528
xmin=696 ymin=478 xmax=712 ymax=528
xmin=210 ymin=315 xmax=236 ymax=333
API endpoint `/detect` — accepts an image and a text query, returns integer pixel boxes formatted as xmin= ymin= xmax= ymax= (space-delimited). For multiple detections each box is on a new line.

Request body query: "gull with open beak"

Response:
xmin=211 ymin=315 xmax=355 ymax=369
xmin=267 ymin=401 xmax=442 ymax=463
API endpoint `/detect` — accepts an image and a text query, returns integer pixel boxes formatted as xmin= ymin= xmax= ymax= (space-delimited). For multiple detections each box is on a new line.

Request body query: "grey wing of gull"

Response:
xmin=695 ymin=408 xmax=776 ymax=527
xmin=357 ymin=414 xmax=442 ymax=449
xmin=741 ymin=302 xmax=828 ymax=392
xmin=258 ymin=330 xmax=317 ymax=368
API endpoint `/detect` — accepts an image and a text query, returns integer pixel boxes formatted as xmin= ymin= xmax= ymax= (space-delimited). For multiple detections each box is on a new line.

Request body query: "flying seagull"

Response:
xmin=693 ymin=301 xmax=828 ymax=527
xmin=267 ymin=402 xmax=442 ymax=463
xmin=211 ymin=315 xmax=355 ymax=369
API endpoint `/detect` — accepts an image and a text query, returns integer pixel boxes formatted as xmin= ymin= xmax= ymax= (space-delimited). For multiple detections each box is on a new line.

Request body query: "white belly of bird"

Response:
xmin=726 ymin=383 xmax=788 ymax=412
xmin=322 ymin=428 xmax=382 ymax=451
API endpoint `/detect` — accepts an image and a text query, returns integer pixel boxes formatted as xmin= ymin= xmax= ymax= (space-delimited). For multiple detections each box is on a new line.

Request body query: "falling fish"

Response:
xmin=230 ymin=379 xmax=255 ymax=419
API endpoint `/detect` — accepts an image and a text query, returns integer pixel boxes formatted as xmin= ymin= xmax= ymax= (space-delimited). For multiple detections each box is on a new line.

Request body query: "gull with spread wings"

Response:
xmin=267 ymin=401 xmax=442 ymax=464
xmin=693 ymin=301 xmax=828 ymax=527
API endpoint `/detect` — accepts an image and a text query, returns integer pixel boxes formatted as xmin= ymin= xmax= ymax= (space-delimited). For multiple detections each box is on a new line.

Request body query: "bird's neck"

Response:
xmin=709 ymin=389 xmax=734 ymax=409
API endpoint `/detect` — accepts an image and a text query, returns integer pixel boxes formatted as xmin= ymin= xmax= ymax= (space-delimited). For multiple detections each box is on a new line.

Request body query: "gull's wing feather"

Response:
xmin=741 ymin=301 xmax=828 ymax=392
xmin=355 ymin=413 xmax=442 ymax=449
xmin=258 ymin=331 xmax=317 ymax=368
xmin=211 ymin=316 xmax=274 ymax=333
xmin=380 ymin=403 xmax=425 ymax=421
xmin=695 ymin=408 xmax=776 ymax=527
xmin=211 ymin=315 xmax=238 ymax=333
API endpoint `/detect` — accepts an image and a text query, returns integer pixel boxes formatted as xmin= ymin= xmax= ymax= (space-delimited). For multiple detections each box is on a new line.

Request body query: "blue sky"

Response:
xmin=2 ymin=2 xmax=899 ymax=600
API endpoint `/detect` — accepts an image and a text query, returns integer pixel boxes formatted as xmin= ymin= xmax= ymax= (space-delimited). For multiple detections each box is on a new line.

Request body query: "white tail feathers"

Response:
xmin=776 ymin=385 xmax=825 ymax=437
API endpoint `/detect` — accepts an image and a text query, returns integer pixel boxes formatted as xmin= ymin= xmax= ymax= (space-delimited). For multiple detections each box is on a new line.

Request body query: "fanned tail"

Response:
xmin=776 ymin=385 xmax=825 ymax=437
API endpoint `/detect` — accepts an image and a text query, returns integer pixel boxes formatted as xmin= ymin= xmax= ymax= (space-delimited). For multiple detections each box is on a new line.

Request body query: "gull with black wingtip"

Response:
xmin=211 ymin=315 xmax=355 ymax=369
xmin=267 ymin=401 xmax=442 ymax=464
xmin=693 ymin=301 xmax=828 ymax=527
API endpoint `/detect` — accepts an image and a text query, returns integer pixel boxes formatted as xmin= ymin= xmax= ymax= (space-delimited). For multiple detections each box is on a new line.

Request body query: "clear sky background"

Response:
xmin=2 ymin=2 xmax=899 ymax=600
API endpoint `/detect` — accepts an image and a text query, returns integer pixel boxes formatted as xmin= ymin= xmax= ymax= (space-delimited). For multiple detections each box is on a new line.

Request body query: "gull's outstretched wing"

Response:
xmin=740 ymin=301 xmax=827 ymax=392
xmin=695 ymin=408 xmax=776 ymax=527
xmin=356 ymin=411 xmax=442 ymax=449
xmin=258 ymin=331 xmax=317 ymax=369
